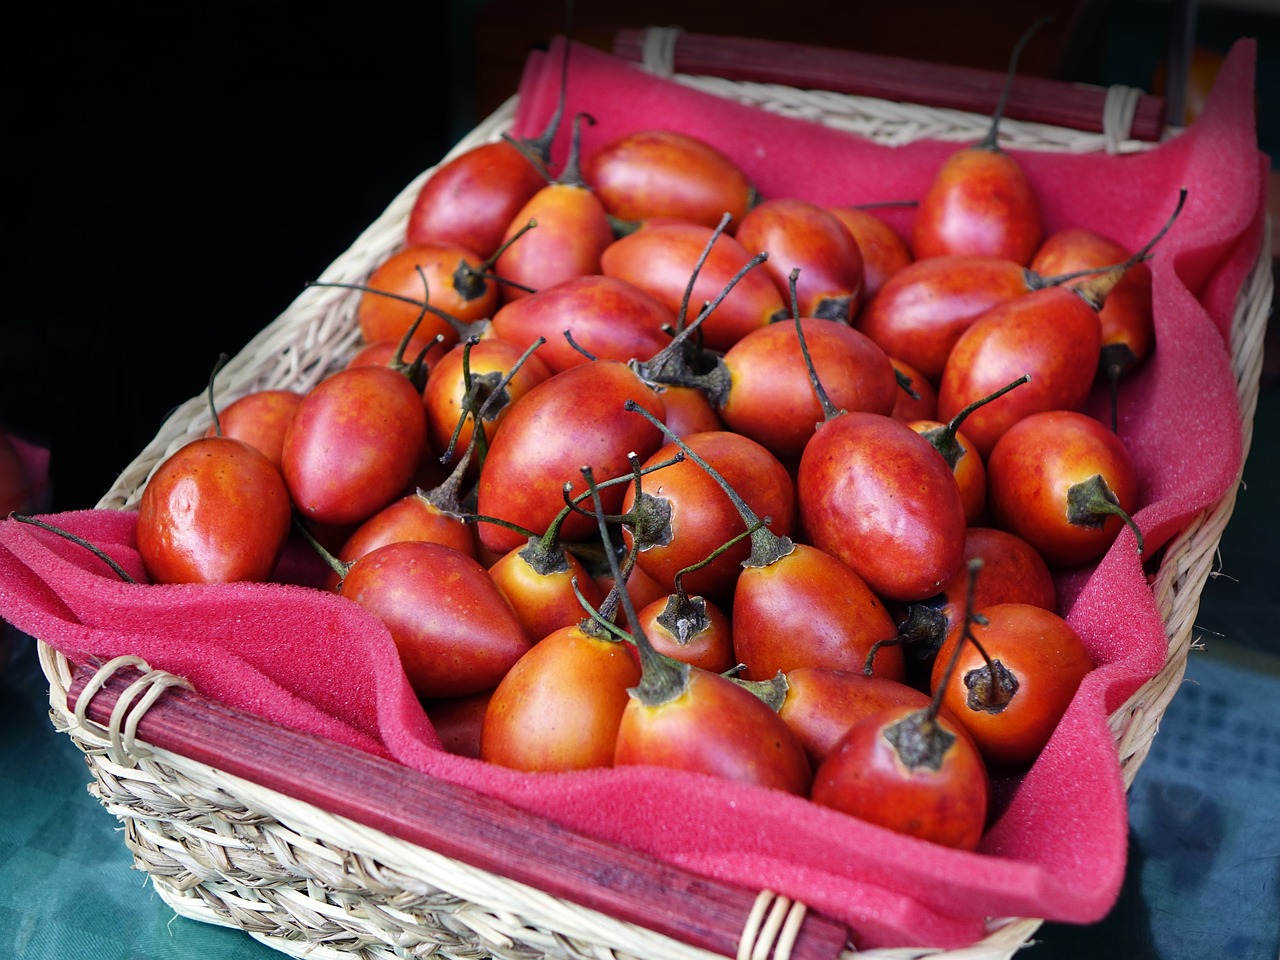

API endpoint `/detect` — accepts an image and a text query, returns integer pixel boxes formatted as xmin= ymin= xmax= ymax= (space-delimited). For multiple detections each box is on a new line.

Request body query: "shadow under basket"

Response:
xmin=37 ymin=28 xmax=1273 ymax=960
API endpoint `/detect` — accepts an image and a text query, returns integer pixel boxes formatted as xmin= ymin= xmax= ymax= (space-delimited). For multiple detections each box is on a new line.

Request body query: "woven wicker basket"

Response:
xmin=37 ymin=28 xmax=1272 ymax=960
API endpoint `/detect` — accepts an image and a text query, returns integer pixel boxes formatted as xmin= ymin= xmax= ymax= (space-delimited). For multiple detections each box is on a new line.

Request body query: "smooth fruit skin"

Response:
xmin=719 ymin=319 xmax=898 ymax=463
xmin=136 ymin=436 xmax=292 ymax=585
xmin=907 ymin=419 xmax=987 ymax=525
xmin=857 ymin=255 xmax=1035 ymax=382
xmin=620 ymin=430 xmax=796 ymax=601
xmin=481 ymin=624 xmax=641 ymax=772
xmin=357 ymin=242 xmax=493 ymax=347
xmin=405 ymin=140 xmax=547 ymax=257
xmin=828 ymin=207 xmax=913 ymax=302
xmin=488 ymin=275 xmax=675 ymax=374
xmin=422 ymin=337 xmax=553 ymax=460
xmin=936 ymin=286 xmax=1102 ymax=458
xmin=203 ymin=389 xmax=303 ymax=472
xmin=634 ymin=594 xmax=736 ymax=674
xmin=732 ymin=543 xmax=904 ymax=683
xmin=614 ymin=668 xmax=813 ymax=796
xmin=282 ymin=365 xmax=428 ymax=527
xmin=986 ymin=410 xmax=1141 ymax=567
xmin=473 ymin=360 xmax=666 ymax=555
xmin=487 ymin=543 xmax=605 ymax=645
xmin=340 ymin=540 xmax=530 ymax=699
xmin=930 ymin=602 xmax=1093 ymax=768
xmin=1030 ymin=228 xmax=1155 ymax=371
xmin=810 ymin=703 xmax=989 ymax=850
xmin=582 ymin=129 xmax=754 ymax=229
xmin=601 ymin=221 xmax=784 ymax=352
xmin=777 ymin=668 xmax=933 ymax=767
xmin=911 ymin=147 xmax=1042 ymax=265
xmin=736 ymin=198 xmax=865 ymax=321
xmin=493 ymin=183 xmax=615 ymax=302
xmin=337 ymin=493 xmax=476 ymax=569
xmin=797 ymin=412 xmax=967 ymax=603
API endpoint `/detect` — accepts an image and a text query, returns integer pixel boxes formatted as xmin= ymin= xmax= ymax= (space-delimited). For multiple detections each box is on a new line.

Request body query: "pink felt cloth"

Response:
xmin=0 ymin=39 xmax=1266 ymax=950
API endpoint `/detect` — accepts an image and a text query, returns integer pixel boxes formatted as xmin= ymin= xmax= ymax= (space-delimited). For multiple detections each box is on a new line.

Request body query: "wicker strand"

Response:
xmin=1101 ymin=84 xmax=1141 ymax=154
xmin=640 ymin=25 xmax=684 ymax=78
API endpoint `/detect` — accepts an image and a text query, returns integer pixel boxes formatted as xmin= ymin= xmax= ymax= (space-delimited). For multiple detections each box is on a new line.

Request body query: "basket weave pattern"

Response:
xmin=39 ymin=60 xmax=1272 ymax=960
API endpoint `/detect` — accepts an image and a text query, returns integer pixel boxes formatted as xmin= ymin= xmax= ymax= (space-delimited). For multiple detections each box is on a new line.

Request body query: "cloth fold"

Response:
xmin=0 ymin=38 xmax=1265 ymax=950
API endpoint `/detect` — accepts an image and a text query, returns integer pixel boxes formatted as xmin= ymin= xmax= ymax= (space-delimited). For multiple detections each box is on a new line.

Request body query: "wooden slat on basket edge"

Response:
xmin=66 ymin=659 xmax=852 ymax=960
xmin=611 ymin=29 xmax=1167 ymax=141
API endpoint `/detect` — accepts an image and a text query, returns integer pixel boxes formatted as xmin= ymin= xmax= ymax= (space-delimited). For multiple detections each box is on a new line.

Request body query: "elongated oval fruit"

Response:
xmin=282 ymin=365 xmax=428 ymax=527
xmin=601 ymin=221 xmax=783 ymax=352
xmin=582 ymin=129 xmax=755 ymax=229
xmin=936 ymin=285 xmax=1102 ymax=458
xmin=137 ymin=436 xmax=292 ymax=585
xmin=405 ymin=140 xmax=547 ymax=257
xmin=340 ymin=540 xmax=531 ymax=699
xmin=474 ymin=360 xmax=666 ymax=555
xmin=796 ymin=412 xmax=967 ymax=602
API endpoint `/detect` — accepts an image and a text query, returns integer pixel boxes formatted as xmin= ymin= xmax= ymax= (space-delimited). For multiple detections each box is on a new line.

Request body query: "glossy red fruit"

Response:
xmin=422 ymin=337 xmax=553 ymax=459
xmin=493 ymin=181 xmax=615 ymax=303
xmin=828 ymin=206 xmax=913 ymax=302
xmin=857 ymin=255 xmax=1037 ymax=381
xmin=581 ymin=129 xmax=755 ymax=230
xmin=778 ymin=667 xmax=933 ymax=767
xmin=893 ymin=526 xmax=1056 ymax=663
xmin=986 ymin=409 xmax=1142 ymax=567
xmin=632 ymin=592 xmax=735 ymax=674
xmin=336 ymin=490 xmax=476 ymax=570
xmin=912 ymin=148 xmax=1041 ymax=264
xmin=203 ymin=389 xmax=303 ymax=472
xmin=601 ymin=220 xmax=784 ymax=351
xmin=346 ymin=336 xmax=449 ymax=381
xmin=732 ymin=542 xmax=904 ymax=683
xmin=406 ymin=140 xmax=548 ymax=257
xmin=614 ymin=664 xmax=812 ymax=795
xmin=487 ymin=537 xmax=605 ymax=644
xmin=907 ymin=418 xmax=987 ymax=525
xmin=655 ymin=384 xmax=723 ymax=437
xmin=339 ymin=540 xmax=530 ymax=699
xmin=930 ymin=602 xmax=1093 ymax=767
xmin=736 ymin=198 xmax=865 ymax=322
xmin=357 ymin=242 xmax=496 ymax=349
xmin=936 ymin=285 xmax=1103 ymax=457
xmin=797 ymin=412 xmax=967 ymax=602
xmin=481 ymin=623 xmax=641 ymax=772
xmin=282 ymin=365 xmax=428 ymax=527
xmin=474 ymin=360 xmax=666 ymax=555
xmin=136 ymin=436 xmax=292 ymax=584
xmin=1030 ymin=228 xmax=1154 ymax=381
xmin=811 ymin=702 xmax=989 ymax=849
xmin=620 ymin=430 xmax=796 ymax=601
xmin=715 ymin=319 xmax=898 ymax=462
xmin=488 ymin=274 xmax=675 ymax=373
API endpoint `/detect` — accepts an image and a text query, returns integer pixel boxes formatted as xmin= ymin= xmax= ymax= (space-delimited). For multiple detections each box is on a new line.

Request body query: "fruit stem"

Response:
xmin=291 ymin=513 xmax=351 ymax=583
xmin=1072 ymin=187 xmax=1187 ymax=308
xmin=520 ymin=7 xmax=574 ymax=168
xmin=980 ymin=17 xmax=1052 ymax=152
xmin=581 ymin=464 xmax=691 ymax=705
xmin=1067 ymin=474 xmax=1145 ymax=556
xmin=921 ymin=373 xmax=1031 ymax=469
xmin=788 ymin=269 xmax=842 ymax=423
xmin=9 ymin=514 xmax=138 ymax=584
xmin=623 ymin=399 xmax=794 ymax=569
xmin=205 ymin=353 xmax=231 ymax=438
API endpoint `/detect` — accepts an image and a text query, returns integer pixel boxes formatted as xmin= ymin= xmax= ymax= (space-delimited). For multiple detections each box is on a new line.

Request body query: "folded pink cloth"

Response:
xmin=0 ymin=38 xmax=1265 ymax=949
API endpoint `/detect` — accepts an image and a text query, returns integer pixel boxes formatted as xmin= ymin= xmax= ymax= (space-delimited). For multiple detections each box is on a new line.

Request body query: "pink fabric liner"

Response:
xmin=0 ymin=39 xmax=1265 ymax=949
